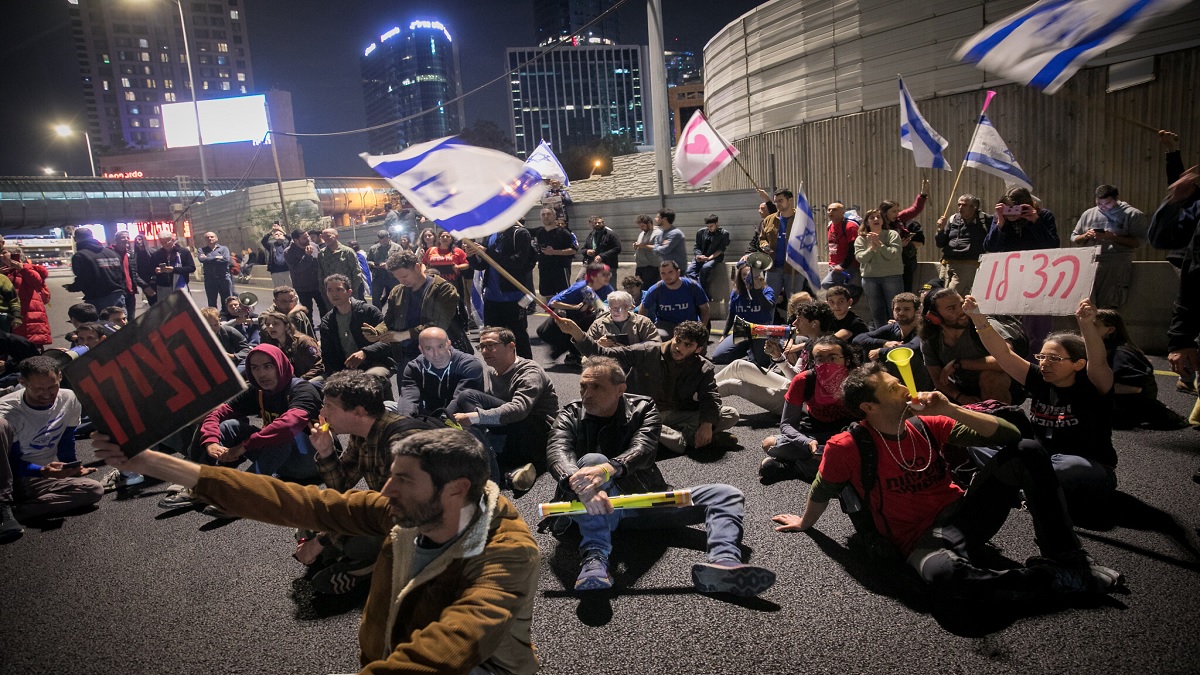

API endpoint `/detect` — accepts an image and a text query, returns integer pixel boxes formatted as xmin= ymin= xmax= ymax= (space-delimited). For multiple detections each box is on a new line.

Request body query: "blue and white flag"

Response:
xmin=954 ymin=0 xmax=1191 ymax=94
xmin=361 ymin=136 xmax=545 ymax=241
xmin=964 ymin=115 xmax=1033 ymax=190
xmin=785 ymin=188 xmax=821 ymax=290
xmin=898 ymin=75 xmax=951 ymax=171
xmin=524 ymin=140 xmax=569 ymax=186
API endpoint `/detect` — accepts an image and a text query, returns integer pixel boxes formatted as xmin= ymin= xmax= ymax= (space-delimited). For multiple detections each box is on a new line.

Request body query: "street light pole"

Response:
xmin=647 ymin=0 xmax=672 ymax=196
xmin=174 ymin=0 xmax=209 ymax=195
xmin=82 ymin=130 xmax=97 ymax=177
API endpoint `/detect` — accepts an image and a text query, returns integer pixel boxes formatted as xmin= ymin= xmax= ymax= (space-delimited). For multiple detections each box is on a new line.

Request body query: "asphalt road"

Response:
xmin=2 ymin=273 xmax=1199 ymax=674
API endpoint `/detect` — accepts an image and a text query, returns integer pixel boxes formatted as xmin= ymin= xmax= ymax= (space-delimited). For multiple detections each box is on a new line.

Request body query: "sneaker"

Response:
xmin=201 ymin=504 xmax=238 ymax=520
xmin=311 ymin=558 xmax=375 ymax=594
xmin=1027 ymin=554 xmax=1125 ymax=594
xmin=508 ymin=463 xmax=537 ymax=492
xmin=758 ymin=457 xmax=797 ymax=486
xmin=691 ymin=561 xmax=777 ymax=597
xmin=101 ymin=471 xmax=145 ymax=493
xmin=574 ymin=551 xmax=613 ymax=592
xmin=0 ymin=505 xmax=24 ymax=544
xmin=158 ymin=488 xmax=201 ymax=510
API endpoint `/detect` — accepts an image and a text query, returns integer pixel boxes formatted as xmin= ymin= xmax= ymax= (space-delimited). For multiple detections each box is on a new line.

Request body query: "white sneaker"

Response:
xmin=101 ymin=471 xmax=145 ymax=492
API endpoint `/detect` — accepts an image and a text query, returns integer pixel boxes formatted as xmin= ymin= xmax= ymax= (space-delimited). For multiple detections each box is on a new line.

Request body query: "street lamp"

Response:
xmin=53 ymin=125 xmax=95 ymax=177
xmin=43 ymin=167 xmax=68 ymax=177
xmin=133 ymin=0 xmax=208 ymax=194
xmin=589 ymin=159 xmax=601 ymax=179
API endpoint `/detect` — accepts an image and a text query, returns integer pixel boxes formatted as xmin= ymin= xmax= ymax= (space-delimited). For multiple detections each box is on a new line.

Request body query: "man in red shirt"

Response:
xmin=820 ymin=202 xmax=860 ymax=292
xmin=772 ymin=362 xmax=1124 ymax=600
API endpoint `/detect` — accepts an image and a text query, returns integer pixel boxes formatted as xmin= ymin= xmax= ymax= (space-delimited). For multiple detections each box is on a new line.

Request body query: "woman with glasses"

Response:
xmin=963 ymin=295 xmax=1118 ymax=504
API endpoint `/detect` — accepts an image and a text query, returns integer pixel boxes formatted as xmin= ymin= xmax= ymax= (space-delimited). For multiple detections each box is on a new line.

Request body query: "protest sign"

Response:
xmin=64 ymin=290 xmax=247 ymax=457
xmin=974 ymin=246 xmax=1099 ymax=315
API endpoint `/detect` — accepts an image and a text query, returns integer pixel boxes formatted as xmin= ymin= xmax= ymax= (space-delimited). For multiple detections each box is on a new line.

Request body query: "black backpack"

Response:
xmin=844 ymin=417 xmax=940 ymax=559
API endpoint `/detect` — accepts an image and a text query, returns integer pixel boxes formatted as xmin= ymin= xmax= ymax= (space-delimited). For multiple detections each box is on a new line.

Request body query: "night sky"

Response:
xmin=0 ymin=0 xmax=764 ymax=178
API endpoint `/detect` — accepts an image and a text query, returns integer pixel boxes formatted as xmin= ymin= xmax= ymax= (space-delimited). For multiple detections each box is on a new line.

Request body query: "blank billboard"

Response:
xmin=162 ymin=94 xmax=269 ymax=148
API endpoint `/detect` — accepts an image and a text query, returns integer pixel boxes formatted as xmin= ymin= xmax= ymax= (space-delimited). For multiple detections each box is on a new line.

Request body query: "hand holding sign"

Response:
xmin=973 ymin=247 xmax=1098 ymax=316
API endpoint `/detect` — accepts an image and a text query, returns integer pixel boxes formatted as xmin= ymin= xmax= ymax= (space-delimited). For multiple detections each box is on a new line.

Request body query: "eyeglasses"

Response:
xmin=1032 ymin=353 xmax=1071 ymax=363
xmin=479 ymin=341 xmax=503 ymax=350
xmin=811 ymin=353 xmax=845 ymax=364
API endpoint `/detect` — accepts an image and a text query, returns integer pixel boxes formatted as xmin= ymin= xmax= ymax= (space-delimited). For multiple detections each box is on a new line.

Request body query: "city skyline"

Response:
xmin=0 ymin=0 xmax=765 ymax=178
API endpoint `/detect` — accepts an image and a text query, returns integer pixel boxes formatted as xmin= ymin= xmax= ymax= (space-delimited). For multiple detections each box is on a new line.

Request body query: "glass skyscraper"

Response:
xmin=361 ymin=20 xmax=465 ymax=155
xmin=507 ymin=44 xmax=649 ymax=159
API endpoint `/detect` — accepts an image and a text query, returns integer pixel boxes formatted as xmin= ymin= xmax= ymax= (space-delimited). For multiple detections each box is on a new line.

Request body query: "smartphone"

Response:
xmin=61 ymin=460 xmax=83 ymax=470
xmin=1003 ymin=206 xmax=1023 ymax=216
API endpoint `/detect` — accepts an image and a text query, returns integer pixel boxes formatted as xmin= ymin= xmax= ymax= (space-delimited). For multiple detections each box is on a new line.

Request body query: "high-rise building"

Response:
xmin=534 ymin=0 xmax=620 ymax=47
xmin=361 ymin=19 xmax=465 ymax=155
xmin=507 ymin=45 xmax=650 ymax=160
xmin=66 ymin=0 xmax=256 ymax=154
xmin=665 ymin=51 xmax=701 ymax=88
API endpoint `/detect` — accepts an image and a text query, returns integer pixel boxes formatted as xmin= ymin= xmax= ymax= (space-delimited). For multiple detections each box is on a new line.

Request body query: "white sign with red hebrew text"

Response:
xmin=973 ymin=246 xmax=1099 ymax=316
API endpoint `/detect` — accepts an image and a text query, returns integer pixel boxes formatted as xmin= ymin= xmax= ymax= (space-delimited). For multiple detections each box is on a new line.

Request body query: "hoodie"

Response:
xmin=200 ymin=343 xmax=321 ymax=451
xmin=66 ymin=237 xmax=125 ymax=301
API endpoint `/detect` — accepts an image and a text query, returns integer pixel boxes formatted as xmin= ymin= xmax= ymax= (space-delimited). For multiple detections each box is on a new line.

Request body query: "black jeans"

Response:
xmin=483 ymin=300 xmax=531 ymax=358
xmin=906 ymin=440 xmax=1083 ymax=598
xmin=297 ymin=289 xmax=328 ymax=325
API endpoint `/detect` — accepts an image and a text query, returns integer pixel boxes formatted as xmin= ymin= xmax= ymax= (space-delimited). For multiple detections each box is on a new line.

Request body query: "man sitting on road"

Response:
xmin=824 ymin=285 xmax=869 ymax=341
xmin=0 ymin=356 xmax=103 ymax=539
xmin=451 ymin=326 xmax=559 ymax=491
xmin=373 ymin=251 xmax=467 ymax=375
xmin=268 ymin=285 xmax=315 ymax=337
xmin=397 ymin=327 xmax=484 ymax=416
xmin=558 ymin=318 xmax=739 ymax=454
xmin=304 ymin=370 xmax=424 ymax=595
xmin=317 ymin=274 xmax=392 ymax=384
xmin=547 ymin=357 xmax=776 ymax=596
xmin=585 ymin=290 xmax=659 ymax=348
xmin=853 ymin=291 xmax=933 ymax=392
xmin=772 ymin=362 xmax=1125 ymax=601
xmin=920 ymin=288 xmax=1022 ymax=405
xmin=91 ymin=427 xmax=541 ymax=674
xmin=639 ymin=260 xmax=710 ymax=339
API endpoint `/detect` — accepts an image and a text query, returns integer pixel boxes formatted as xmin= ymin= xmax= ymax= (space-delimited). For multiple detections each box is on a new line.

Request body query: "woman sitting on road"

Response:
xmin=965 ymin=296 xmax=1118 ymax=504
xmin=1095 ymin=309 xmax=1188 ymax=430
xmin=711 ymin=261 xmax=776 ymax=367
xmin=260 ymin=310 xmax=323 ymax=381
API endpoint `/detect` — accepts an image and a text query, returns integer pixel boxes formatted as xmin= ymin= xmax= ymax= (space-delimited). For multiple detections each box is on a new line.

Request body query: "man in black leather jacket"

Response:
xmin=545 ymin=357 xmax=775 ymax=597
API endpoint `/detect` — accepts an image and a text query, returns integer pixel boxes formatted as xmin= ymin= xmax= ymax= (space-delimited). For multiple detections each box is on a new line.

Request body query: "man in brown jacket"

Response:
xmin=91 ymin=428 xmax=540 ymax=674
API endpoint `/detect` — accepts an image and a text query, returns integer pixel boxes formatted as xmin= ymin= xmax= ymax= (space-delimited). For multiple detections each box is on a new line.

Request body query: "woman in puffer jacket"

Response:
xmin=3 ymin=249 xmax=52 ymax=346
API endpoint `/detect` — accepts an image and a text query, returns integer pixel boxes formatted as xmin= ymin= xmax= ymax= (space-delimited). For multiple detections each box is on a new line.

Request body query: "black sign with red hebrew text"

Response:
xmin=65 ymin=290 xmax=248 ymax=457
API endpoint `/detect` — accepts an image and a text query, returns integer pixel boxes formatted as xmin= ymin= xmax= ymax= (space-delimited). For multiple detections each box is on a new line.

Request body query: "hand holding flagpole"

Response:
xmin=459 ymin=237 xmax=560 ymax=320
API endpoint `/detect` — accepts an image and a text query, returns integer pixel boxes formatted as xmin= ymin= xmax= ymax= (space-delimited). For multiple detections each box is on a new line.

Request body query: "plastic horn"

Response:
xmin=886 ymin=346 xmax=924 ymax=409
xmin=731 ymin=316 xmax=794 ymax=346
xmin=538 ymin=489 xmax=693 ymax=518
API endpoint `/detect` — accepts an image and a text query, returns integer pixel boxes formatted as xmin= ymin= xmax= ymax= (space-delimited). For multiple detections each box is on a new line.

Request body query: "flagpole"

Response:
xmin=459 ymin=237 xmax=561 ymax=320
xmin=940 ymin=90 xmax=996 ymax=223
xmin=698 ymin=110 xmax=762 ymax=193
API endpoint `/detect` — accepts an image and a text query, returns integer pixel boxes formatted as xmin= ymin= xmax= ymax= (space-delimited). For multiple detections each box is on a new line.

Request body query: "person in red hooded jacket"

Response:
xmin=2 ymin=249 xmax=51 ymax=346
xmin=158 ymin=344 xmax=322 ymax=516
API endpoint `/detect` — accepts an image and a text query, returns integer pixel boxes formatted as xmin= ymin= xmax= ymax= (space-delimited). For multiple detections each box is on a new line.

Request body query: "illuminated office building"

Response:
xmin=507 ymin=44 xmax=650 ymax=159
xmin=67 ymin=0 xmax=256 ymax=154
xmin=361 ymin=19 xmax=465 ymax=155
xmin=534 ymin=0 xmax=620 ymax=46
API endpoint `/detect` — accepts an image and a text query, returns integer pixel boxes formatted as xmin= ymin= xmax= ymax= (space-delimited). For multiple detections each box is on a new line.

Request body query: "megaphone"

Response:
xmin=238 ymin=292 xmax=258 ymax=310
xmin=731 ymin=316 xmax=793 ymax=345
xmin=745 ymin=251 xmax=774 ymax=272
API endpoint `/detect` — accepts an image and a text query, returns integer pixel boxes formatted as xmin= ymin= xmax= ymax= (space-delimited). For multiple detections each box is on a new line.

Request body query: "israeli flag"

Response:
xmin=898 ymin=76 xmax=951 ymax=171
xmin=361 ymin=136 xmax=545 ymax=241
xmin=524 ymin=140 xmax=569 ymax=186
xmin=964 ymin=115 xmax=1033 ymax=190
xmin=785 ymin=188 xmax=822 ymax=290
xmin=955 ymin=0 xmax=1191 ymax=94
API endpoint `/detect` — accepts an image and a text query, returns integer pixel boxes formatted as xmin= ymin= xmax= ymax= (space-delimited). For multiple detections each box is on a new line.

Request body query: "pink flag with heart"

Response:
xmin=673 ymin=110 xmax=739 ymax=187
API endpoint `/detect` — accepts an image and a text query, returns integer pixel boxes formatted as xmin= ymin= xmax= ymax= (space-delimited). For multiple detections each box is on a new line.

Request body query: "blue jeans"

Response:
xmin=87 ymin=290 xmax=125 ymax=313
xmin=685 ymin=259 xmax=721 ymax=296
xmin=861 ymin=274 xmax=904 ymax=329
xmin=709 ymin=334 xmax=769 ymax=367
xmin=572 ymin=453 xmax=745 ymax=562
xmin=821 ymin=266 xmax=861 ymax=290
xmin=209 ymin=418 xmax=319 ymax=482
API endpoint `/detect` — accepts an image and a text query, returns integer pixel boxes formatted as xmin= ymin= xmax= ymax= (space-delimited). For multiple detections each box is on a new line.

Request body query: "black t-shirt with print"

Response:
xmin=1024 ymin=363 xmax=1116 ymax=466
